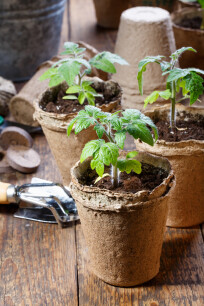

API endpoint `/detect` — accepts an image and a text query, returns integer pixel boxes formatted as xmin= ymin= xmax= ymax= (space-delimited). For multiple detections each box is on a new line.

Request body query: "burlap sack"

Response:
xmin=70 ymin=152 xmax=174 ymax=286
xmin=172 ymin=8 xmax=204 ymax=70
xmin=135 ymin=104 xmax=204 ymax=228
xmin=34 ymin=79 xmax=122 ymax=186
xmin=10 ymin=41 xmax=109 ymax=126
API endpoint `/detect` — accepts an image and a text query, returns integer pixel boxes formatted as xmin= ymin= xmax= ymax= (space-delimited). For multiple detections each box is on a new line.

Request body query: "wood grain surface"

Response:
xmin=0 ymin=0 xmax=204 ymax=305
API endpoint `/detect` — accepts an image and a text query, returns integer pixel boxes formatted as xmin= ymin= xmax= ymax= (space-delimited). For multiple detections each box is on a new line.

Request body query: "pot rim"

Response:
xmin=172 ymin=7 xmax=204 ymax=33
xmin=33 ymin=77 xmax=122 ymax=131
xmin=70 ymin=151 xmax=174 ymax=211
xmin=144 ymin=104 xmax=204 ymax=146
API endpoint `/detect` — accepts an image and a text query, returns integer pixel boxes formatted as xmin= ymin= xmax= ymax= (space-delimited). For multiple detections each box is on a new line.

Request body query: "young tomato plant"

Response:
xmin=67 ymin=105 xmax=158 ymax=188
xmin=137 ymin=47 xmax=204 ymax=130
xmin=179 ymin=0 xmax=204 ymax=29
xmin=39 ymin=42 xmax=128 ymax=106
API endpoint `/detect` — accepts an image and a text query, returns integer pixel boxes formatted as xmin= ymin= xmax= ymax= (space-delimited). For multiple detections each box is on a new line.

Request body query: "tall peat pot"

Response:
xmin=135 ymin=105 xmax=204 ymax=228
xmin=34 ymin=79 xmax=122 ymax=186
xmin=0 ymin=0 xmax=66 ymax=81
xmin=70 ymin=152 xmax=174 ymax=286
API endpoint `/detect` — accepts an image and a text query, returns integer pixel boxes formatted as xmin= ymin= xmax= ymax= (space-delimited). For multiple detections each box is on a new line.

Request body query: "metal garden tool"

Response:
xmin=0 ymin=177 xmax=79 ymax=227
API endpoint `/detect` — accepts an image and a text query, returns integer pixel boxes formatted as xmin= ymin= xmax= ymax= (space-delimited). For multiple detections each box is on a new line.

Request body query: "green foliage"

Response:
xmin=39 ymin=42 xmax=128 ymax=106
xmin=137 ymin=47 xmax=204 ymax=128
xmin=67 ymin=105 xmax=157 ymax=185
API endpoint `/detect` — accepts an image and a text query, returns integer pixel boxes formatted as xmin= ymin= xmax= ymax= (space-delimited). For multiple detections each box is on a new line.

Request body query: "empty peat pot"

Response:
xmin=70 ymin=152 xmax=174 ymax=287
xmin=135 ymin=105 xmax=204 ymax=228
xmin=34 ymin=78 xmax=122 ymax=186
xmin=112 ymin=6 xmax=176 ymax=110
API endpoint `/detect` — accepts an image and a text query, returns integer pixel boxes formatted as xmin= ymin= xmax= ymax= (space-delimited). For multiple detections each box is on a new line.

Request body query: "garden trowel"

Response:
xmin=0 ymin=177 xmax=79 ymax=227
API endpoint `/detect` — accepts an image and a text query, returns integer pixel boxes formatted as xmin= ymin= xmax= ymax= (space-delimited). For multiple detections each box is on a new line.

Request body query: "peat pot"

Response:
xmin=135 ymin=105 xmax=204 ymax=228
xmin=70 ymin=152 xmax=174 ymax=287
xmin=172 ymin=8 xmax=204 ymax=69
xmin=9 ymin=41 xmax=109 ymax=126
xmin=0 ymin=0 xmax=66 ymax=81
xmin=34 ymin=78 xmax=122 ymax=186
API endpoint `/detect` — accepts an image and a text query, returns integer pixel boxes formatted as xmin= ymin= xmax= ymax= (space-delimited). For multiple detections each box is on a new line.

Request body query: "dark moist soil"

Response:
xmin=154 ymin=113 xmax=204 ymax=142
xmin=42 ymin=83 xmax=118 ymax=114
xmin=178 ymin=16 xmax=203 ymax=30
xmin=79 ymin=163 xmax=168 ymax=194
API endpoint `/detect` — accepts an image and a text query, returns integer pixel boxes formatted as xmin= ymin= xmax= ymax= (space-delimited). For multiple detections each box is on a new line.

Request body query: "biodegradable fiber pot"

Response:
xmin=34 ymin=78 xmax=122 ymax=186
xmin=70 ymin=152 xmax=174 ymax=287
xmin=135 ymin=105 xmax=204 ymax=228
xmin=172 ymin=8 xmax=204 ymax=70
xmin=10 ymin=41 xmax=109 ymax=126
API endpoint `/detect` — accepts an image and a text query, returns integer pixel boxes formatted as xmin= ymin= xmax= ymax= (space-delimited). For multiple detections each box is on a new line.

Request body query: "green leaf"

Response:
xmin=78 ymin=92 xmax=86 ymax=105
xmin=63 ymin=95 xmax=77 ymax=100
xmin=122 ymin=109 xmax=141 ymax=121
xmin=137 ymin=56 xmax=164 ymax=95
xmin=159 ymin=89 xmax=172 ymax=100
xmin=39 ymin=68 xmax=57 ymax=81
xmin=91 ymin=159 xmax=104 ymax=177
xmin=90 ymin=56 xmax=116 ymax=74
xmin=126 ymin=151 xmax=138 ymax=159
xmin=117 ymin=159 xmax=142 ymax=174
xmin=80 ymin=139 xmax=105 ymax=163
xmin=127 ymin=123 xmax=154 ymax=146
xmin=160 ymin=61 xmax=171 ymax=72
xmin=184 ymin=72 xmax=204 ymax=105
xmin=94 ymin=124 xmax=105 ymax=138
xmin=139 ymin=114 xmax=158 ymax=141
xmin=85 ymin=92 xmax=95 ymax=105
xmin=48 ymin=74 xmax=65 ymax=87
xmin=85 ymin=105 xmax=105 ymax=118
xmin=96 ymin=51 xmax=129 ymax=65
xmin=166 ymin=68 xmax=190 ymax=82
xmin=115 ymin=131 xmax=126 ymax=149
xmin=170 ymin=47 xmax=197 ymax=60
xmin=75 ymin=116 xmax=95 ymax=134
xmin=75 ymin=58 xmax=91 ymax=69
xmin=144 ymin=91 xmax=160 ymax=108
xmin=66 ymin=85 xmax=82 ymax=94
xmin=99 ymin=142 xmax=119 ymax=166
xmin=58 ymin=61 xmax=81 ymax=86
xmin=67 ymin=117 xmax=77 ymax=136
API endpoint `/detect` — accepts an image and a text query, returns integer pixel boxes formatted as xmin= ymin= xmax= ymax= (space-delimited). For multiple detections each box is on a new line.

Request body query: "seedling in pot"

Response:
xmin=137 ymin=47 xmax=204 ymax=130
xmin=179 ymin=0 xmax=204 ymax=29
xmin=39 ymin=42 xmax=128 ymax=106
xmin=67 ymin=105 xmax=158 ymax=188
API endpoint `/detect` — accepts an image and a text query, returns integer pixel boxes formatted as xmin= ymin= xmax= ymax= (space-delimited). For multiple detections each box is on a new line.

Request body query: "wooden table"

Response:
xmin=0 ymin=0 xmax=204 ymax=304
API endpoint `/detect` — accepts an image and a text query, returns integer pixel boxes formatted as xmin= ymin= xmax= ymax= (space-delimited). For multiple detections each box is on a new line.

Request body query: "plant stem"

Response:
xmin=112 ymin=165 xmax=119 ymax=188
xmin=170 ymin=81 xmax=176 ymax=130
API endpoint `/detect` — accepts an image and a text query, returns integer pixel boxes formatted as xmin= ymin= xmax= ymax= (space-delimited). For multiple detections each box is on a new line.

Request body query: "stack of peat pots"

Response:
xmin=112 ymin=7 xmax=176 ymax=110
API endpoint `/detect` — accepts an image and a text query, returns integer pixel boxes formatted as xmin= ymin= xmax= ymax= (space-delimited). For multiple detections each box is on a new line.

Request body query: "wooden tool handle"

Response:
xmin=0 ymin=182 xmax=11 ymax=204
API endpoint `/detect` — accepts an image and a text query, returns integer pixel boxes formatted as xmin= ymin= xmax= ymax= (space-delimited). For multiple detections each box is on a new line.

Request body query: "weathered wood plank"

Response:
xmin=76 ymin=225 xmax=204 ymax=305
xmin=0 ymin=135 xmax=78 ymax=305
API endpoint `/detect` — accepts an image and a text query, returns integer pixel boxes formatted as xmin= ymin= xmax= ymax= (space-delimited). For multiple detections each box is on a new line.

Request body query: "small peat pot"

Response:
xmin=34 ymin=78 xmax=122 ymax=186
xmin=70 ymin=152 xmax=174 ymax=287
xmin=135 ymin=105 xmax=204 ymax=228
xmin=172 ymin=8 xmax=204 ymax=69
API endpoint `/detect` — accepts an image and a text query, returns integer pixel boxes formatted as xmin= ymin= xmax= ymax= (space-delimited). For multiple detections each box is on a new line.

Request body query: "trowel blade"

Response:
xmin=13 ymin=177 xmax=79 ymax=224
